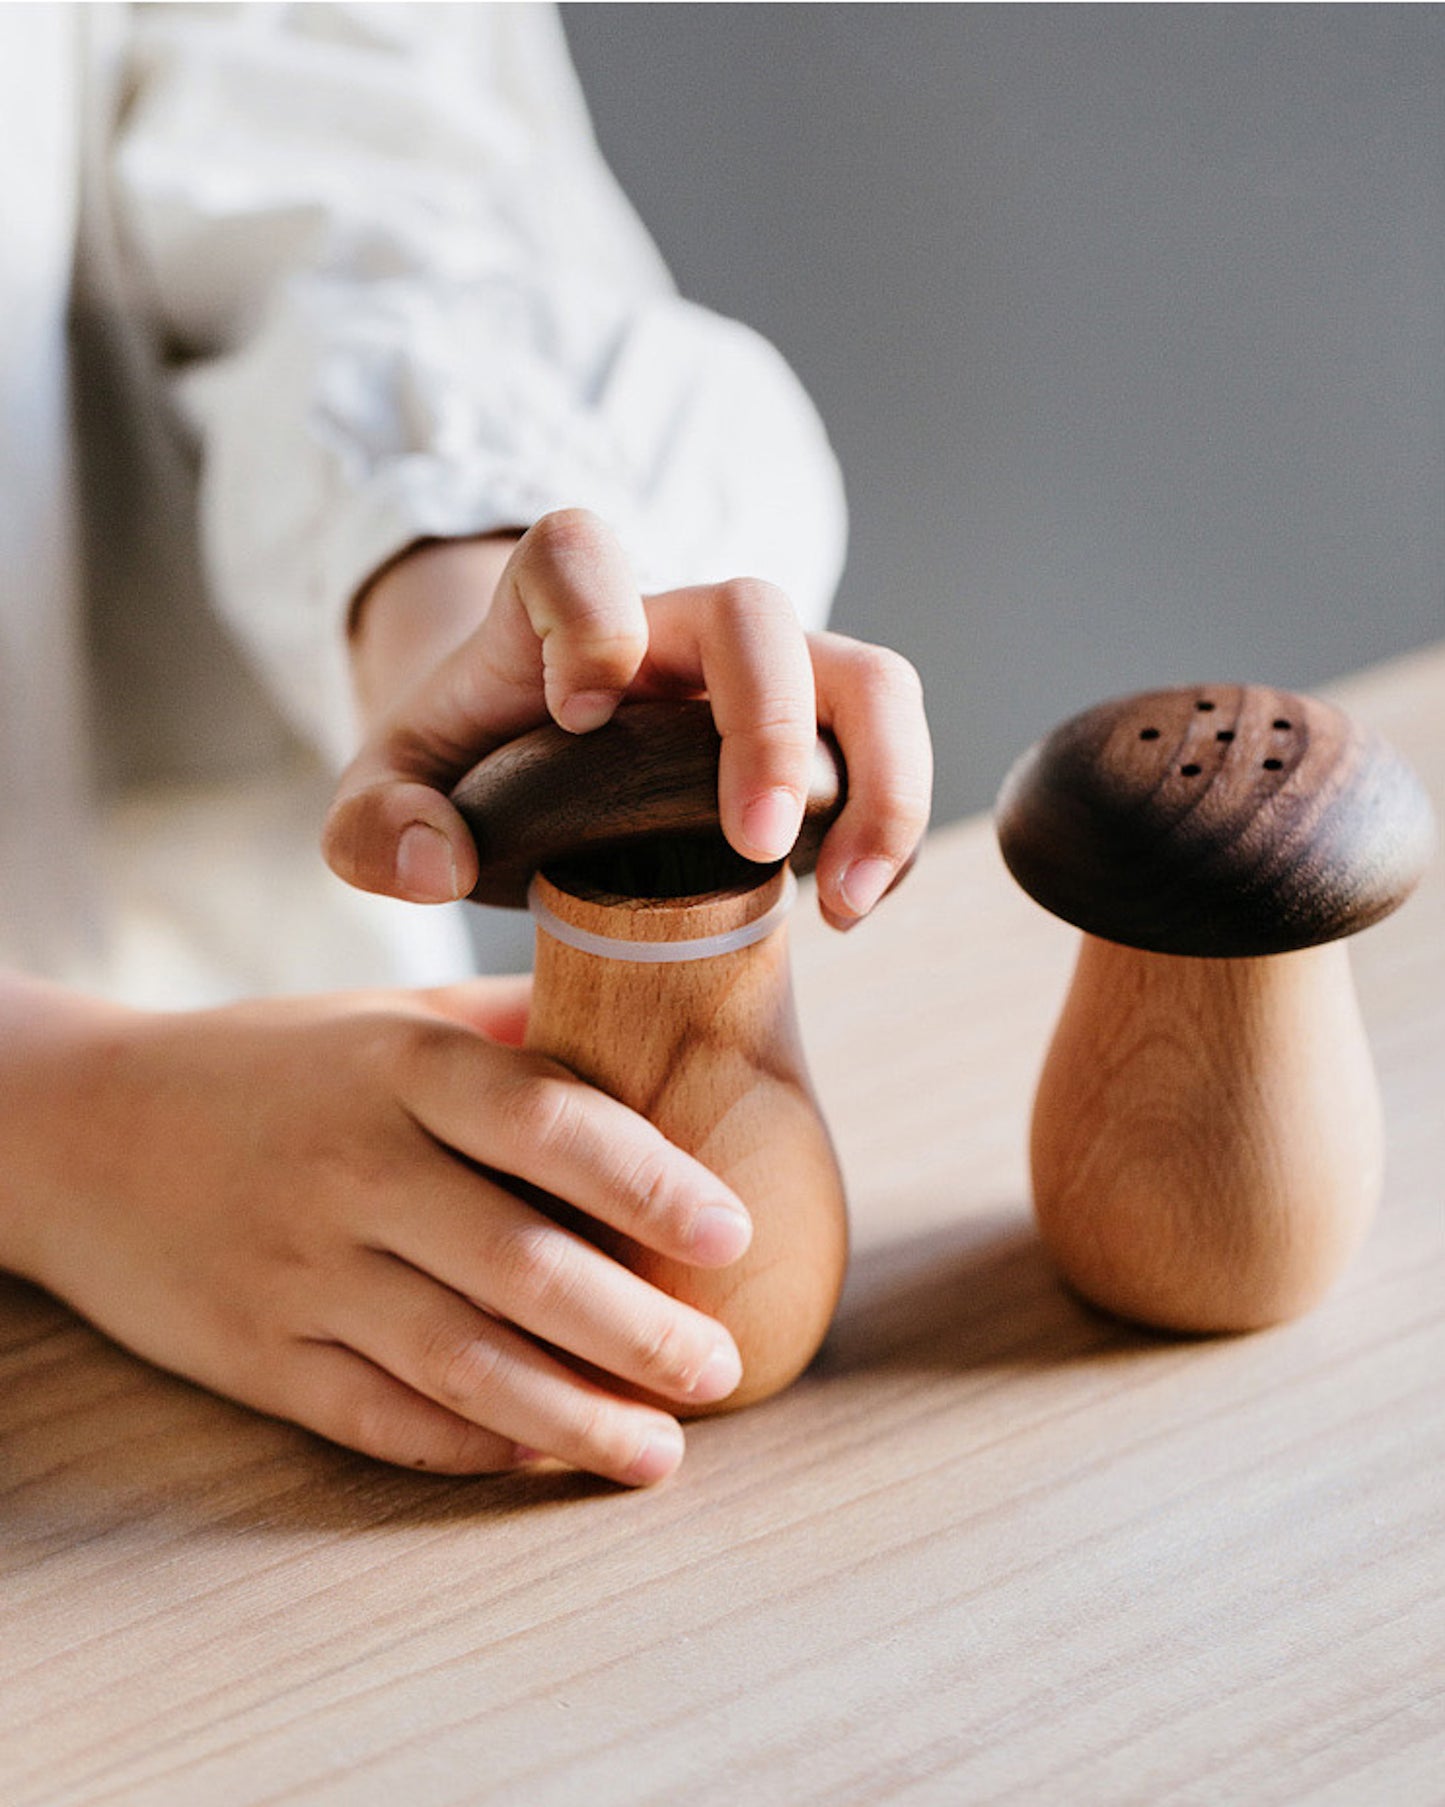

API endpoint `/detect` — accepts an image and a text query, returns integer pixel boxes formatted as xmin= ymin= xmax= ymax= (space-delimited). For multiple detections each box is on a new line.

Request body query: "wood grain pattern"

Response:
xmin=995 ymin=683 xmax=1436 ymax=956
xmin=1030 ymin=936 xmax=1382 ymax=1330
xmin=3 ymin=647 xmax=1442 ymax=1806
xmin=450 ymin=700 xmax=846 ymax=908
xmin=526 ymin=869 xmax=848 ymax=1412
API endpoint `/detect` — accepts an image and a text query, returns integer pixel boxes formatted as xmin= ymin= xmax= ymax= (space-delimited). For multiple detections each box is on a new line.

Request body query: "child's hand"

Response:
xmin=0 ymin=976 xmax=755 ymax=1485
xmin=324 ymin=511 xmax=932 ymax=930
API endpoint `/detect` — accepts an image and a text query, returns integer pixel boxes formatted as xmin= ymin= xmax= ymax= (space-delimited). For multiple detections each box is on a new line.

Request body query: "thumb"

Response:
xmin=323 ymin=773 xmax=478 ymax=904
xmin=422 ymin=974 xmax=533 ymax=1046
xmin=325 ymin=510 xmax=648 ymax=904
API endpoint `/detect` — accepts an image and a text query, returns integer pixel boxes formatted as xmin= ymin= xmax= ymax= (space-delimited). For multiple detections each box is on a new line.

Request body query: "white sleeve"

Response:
xmin=110 ymin=1 xmax=847 ymax=765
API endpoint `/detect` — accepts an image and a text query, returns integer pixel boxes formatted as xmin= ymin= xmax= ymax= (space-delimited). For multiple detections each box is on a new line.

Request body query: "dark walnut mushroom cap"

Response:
xmin=450 ymin=699 xmax=846 ymax=909
xmin=995 ymin=684 xmax=1437 ymax=957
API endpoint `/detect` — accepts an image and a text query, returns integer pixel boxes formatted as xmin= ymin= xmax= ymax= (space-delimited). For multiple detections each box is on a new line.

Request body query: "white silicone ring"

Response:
xmin=528 ymin=869 xmax=797 ymax=964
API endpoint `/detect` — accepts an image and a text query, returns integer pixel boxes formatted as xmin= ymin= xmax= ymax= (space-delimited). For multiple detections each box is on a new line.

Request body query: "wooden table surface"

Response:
xmin=6 ymin=648 xmax=1443 ymax=1807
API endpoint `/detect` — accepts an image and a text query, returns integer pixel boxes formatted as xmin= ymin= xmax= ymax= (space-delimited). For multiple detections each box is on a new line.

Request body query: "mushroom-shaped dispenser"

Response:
xmin=995 ymin=684 xmax=1436 ymax=1332
xmin=451 ymin=700 xmax=849 ymax=1411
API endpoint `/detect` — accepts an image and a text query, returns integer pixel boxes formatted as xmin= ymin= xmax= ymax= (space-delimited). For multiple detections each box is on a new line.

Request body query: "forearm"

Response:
xmin=348 ymin=534 xmax=521 ymax=730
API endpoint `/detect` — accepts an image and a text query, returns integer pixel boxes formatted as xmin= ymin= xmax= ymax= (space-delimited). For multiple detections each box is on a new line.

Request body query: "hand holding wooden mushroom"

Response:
xmin=996 ymin=684 xmax=1436 ymax=1332
xmin=452 ymin=700 xmax=849 ymax=1411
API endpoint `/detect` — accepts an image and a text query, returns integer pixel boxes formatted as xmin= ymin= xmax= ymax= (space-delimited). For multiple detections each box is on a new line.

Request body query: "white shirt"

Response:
xmin=0 ymin=1 xmax=845 ymax=1005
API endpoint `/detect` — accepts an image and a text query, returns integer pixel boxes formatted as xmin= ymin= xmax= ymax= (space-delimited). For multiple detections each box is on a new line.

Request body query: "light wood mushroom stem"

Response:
xmin=1030 ymin=933 xmax=1384 ymax=1333
xmin=526 ymin=867 xmax=848 ymax=1412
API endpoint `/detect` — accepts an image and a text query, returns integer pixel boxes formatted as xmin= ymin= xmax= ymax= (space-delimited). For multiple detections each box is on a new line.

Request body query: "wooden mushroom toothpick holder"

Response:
xmin=451 ymin=700 xmax=849 ymax=1412
xmin=996 ymin=684 xmax=1436 ymax=1333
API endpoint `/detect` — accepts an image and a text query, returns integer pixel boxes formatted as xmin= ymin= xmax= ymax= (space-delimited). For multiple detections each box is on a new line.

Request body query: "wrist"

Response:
xmin=0 ymin=974 xmax=141 ymax=1285
xmin=349 ymin=533 xmax=522 ymax=729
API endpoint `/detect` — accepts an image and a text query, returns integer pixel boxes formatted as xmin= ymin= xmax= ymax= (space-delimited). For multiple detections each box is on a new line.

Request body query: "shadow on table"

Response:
xmin=810 ymin=1199 xmax=1176 ymax=1383
xmin=0 ymin=1275 xmax=619 ymax=1545
xmin=0 ymin=1210 xmax=1179 ymax=1545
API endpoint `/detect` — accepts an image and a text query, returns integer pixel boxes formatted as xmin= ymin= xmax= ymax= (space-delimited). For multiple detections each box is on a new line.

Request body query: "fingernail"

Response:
xmin=741 ymin=788 xmax=804 ymax=861
xmin=688 ymin=1338 xmax=743 ymax=1405
xmin=558 ymin=690 xmax=621 ymax=734
xmin=628 ymin=1420 xmax=685 ymax=1486
xmin=840 ymin=856 xmax=895 ymax=918
xmin=397 ymin=822 xmax=459 ymax=901
xmin=689 ymin=1201 xmax=753 ymax=1264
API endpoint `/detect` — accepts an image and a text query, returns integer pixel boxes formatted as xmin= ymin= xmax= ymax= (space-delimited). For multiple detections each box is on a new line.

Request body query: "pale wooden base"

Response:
xmin=1031 ymin=934 xmax=1384 ymax=1331
xmin=526 ymin=869 xmax=848 ymax=1412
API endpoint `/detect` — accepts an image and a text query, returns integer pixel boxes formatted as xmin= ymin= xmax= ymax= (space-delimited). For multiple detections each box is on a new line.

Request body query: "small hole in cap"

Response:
xmin=1273 ymin=718 xmax=1292 ymax=731
xmin=1263 ymin=758 xmax=1283 ymax=771
xmin=1139 ymin=728 xmax=1160 ymax=741
xmin=1216 ymin=730 xmax=1235 ymax=742
xmin=1180 ymin=763 xmax=1202 ymax=777
xmin=1196 ymin=700 xmax=1216 ymax=712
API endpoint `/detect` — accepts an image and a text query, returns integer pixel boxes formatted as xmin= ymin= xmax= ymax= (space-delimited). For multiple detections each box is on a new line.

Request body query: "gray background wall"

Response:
xmin=562 ymin=3 xmax=1445 ymax=826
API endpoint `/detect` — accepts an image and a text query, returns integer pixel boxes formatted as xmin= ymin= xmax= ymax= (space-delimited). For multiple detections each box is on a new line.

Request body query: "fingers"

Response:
xmin=638 ymin=583 xmax=818 ymax=863
xmin=633 ymin=593 xmax=931 ymax=920
xmin=375 ymin=1157 xmax=743 ymax=1410
xmin=322 ymin=775 xmax=479 ymax=904
xmin=397 ymin=1029 xmax=753 ymax=1270
xmin=293 ymin=1017 xmax=751 ymax=1484
xmin=322 ymin=500 xmax=931 ymax=936
xmin=322 ymin=1252 xmax=689 ymax=1487
xmin=489 ymin=509 xmax=649 ymax=736
xmin=283 ymin=1339 xmax=524 ymax=1476
xmin=324 ymin=510 xmax=648 ymax=901
xmin=807 ymin=633 xmax=933 ymax=930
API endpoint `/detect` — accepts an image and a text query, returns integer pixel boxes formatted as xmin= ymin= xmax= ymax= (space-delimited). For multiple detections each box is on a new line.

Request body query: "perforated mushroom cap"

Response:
xmin=450 ymin=699 xmax=846 ymax=909
xmin=995 ymin=684 xmax=1436 ymax=958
